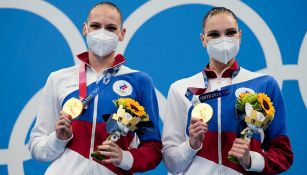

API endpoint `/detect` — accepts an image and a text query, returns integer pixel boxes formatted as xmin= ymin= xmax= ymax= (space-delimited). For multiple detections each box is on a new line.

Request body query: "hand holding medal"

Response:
xmin=189 ymin=103 xmax=213 ymax=150
xmin=185 ymin=87 xmax=215 ymax=150
xmin=56 ymin=98 xmax=83 ymax=141
xmin=56 ymin=111 xmax=73 ymax=140
xmin=57 ymin=97 xmax=84 ymax=141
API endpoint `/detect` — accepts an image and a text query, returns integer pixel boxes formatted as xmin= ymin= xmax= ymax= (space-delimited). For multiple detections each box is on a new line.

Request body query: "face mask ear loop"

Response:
xmin=238 ymin=29 xmax=242 ymax=44
xmin=202 ymin=33 xmax=208 ymax=46
xmin=84 ymin=22 xmax=89 ymax=35
xmin=224 ymin=49 xmax=228 ymax=64
xmin=116 ymin=29 xmax=123 ymax=40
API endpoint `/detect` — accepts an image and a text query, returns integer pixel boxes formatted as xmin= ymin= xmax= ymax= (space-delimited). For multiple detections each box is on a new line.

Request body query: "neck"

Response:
xmin=209 ymin=58 xmax=235 ymax=76
xmin=88 ymin=52 xmax=115 ymax=73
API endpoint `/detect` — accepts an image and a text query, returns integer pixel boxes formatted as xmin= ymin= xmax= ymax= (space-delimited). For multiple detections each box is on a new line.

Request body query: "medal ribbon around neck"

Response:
xmin=63 ymin=61 xmax=122 ymax=119
xmin=185 ymin=68 xmax=240 ymax=122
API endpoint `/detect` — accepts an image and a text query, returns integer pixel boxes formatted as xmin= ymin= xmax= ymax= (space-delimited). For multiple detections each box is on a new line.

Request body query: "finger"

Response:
xmin=190 ymin=121 xmax=207 ymax=130
xmin=60 ymin=111 xmax=70 ymax=118
xmin=232 ymin=143 xmax=249 ymax=151
xmin=58 ymin=113 xmax=72 ymax=121
xmin=233 ymin=139 xmax=249 ymax=146
xmin=191 ymin=128 xmax=206 ymax=139
xmin=103 ymin=141 xmax=121 ymax=151
xmin=97 ymin=144 xmax=118 ymax=152
xmin=234 ymin=138 xmax=250 ymax=145
xmin=230 ymin=147 xmax=246 ymax=154
xmin=56 ymin=118 xmax=71 ymax=128
xmin=56 ymin=126 xmax=71 ymax=136
xmin=60 ymin=111 xmax=72 ymax=119
xmin=57 ymin=117 xmax=70 ymax=126
xmin=102 ymin=140 xmax=117 ymax=147
xmin=190 ymin=128 xmax=207 ymax=137
xmin=232 ymin=140 xmax=249 ymax=150
xmin=193 ymin=121 xmax=208 ymax=128
xmin=60 ymin=119 xmax=71 ymax=128
xmin=190 ymin=117 xmax=202 ymax=124
xmin=228 ymin=151 xmax=244 ymax=159
xmin=61 ymin=116 xmax=71 ymax=123
xmin=98 ymin=151 xmax=118 ymax=158
xmin=103 ymin=158 xmax=119 ymax=164
xmin=56 ymin=125 xmax=70 ymax=131
xmin=190 ymin=125 xmax=208 ymax=134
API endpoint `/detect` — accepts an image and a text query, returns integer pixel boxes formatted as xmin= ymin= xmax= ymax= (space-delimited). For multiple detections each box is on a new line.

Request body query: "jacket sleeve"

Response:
xmin=162 ymin=84 xmax=200 ymax=174
xmin=27 ymin=73 xmax=72 ymax=161
xmin=246 ymin=76 xmax=293 ymax=174
xmin=262 ymin=77 xmax=293 ymax=174
xmin=122 ymin=73 xmax=162 ymax=173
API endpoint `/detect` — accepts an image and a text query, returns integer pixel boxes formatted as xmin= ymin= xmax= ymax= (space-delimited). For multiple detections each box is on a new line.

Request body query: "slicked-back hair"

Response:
xmin=87 ymin=2 xmax=123 ymax=26
xmin=202 ymin=7 xmax=238 ymax=29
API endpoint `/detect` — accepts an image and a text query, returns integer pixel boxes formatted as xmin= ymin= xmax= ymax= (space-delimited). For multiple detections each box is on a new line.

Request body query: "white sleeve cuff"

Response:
xmin=243 ymin=151 xmax=265 ymax=172
xmin=178 ymin=141 xmax=202 ymax=160
xmin=114 ymin=150 xmax=134 ymax=170
xmin=48 ymin=132 xmax=73 ymax=151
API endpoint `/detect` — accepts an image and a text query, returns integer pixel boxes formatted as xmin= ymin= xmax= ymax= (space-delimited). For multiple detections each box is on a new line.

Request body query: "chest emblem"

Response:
xmin=113 ymin=80 xmax=133 ymax=96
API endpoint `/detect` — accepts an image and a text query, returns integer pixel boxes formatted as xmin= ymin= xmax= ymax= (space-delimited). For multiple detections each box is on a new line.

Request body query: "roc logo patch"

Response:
xmin=113 ymin=80 xmax=133 ymax=96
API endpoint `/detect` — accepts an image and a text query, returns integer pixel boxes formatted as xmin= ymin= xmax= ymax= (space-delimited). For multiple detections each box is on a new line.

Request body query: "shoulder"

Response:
xmin=117 ymin=65 xmax=138 ymax=76
xmin=170 ymin=72 xmax=204 ymax=95
xmin=235 ymin=67 xmax=264 ymax=81
xmin=48 ymin=65 xmax=79 ymax=81
xmin=172 ymin=72 xmax=203 ymax=87
xmin=234 ymin=67 xmax=277 ymax=85
xmin=117 ymin=65 xmax=154 ymax=83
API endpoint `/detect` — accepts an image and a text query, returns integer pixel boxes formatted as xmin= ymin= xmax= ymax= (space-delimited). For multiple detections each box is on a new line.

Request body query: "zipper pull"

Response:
xmin=217 ymin=77 xmax=222 ymax=84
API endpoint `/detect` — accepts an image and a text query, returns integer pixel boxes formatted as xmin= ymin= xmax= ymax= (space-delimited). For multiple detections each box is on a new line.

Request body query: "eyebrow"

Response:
xmin=89 ymin=21 xmax=119 ymax=27
xmin=206 ymin=27 xmax=238 ymax=34
xmin=206 ymin=30 xmax=219 ymax=35
xmin=89 ymin=21 xmax=100 ymax=25
xmin=105 ymin=23 xmax=119 ymax=27
xmin=225 ymin=27 xmax=238 ymax=32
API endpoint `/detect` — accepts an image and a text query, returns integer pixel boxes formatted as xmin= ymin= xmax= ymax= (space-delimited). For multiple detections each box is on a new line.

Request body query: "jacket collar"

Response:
xmin=77 ymin=52 xmax=125 ymax=68
xmin=203 ymin=60 xmax=239 ymax=78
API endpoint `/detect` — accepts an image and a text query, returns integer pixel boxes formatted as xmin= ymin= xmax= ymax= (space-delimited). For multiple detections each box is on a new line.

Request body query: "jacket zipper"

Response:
xmin=87 ymin=72 xmax=101 ymax=175
xmin=217 ymin=76 xmax=222 ymax=175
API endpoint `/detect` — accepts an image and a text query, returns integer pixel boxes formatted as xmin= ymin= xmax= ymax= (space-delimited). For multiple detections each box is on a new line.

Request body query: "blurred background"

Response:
xmin=0 ymin=0 xmax=306 ymax=174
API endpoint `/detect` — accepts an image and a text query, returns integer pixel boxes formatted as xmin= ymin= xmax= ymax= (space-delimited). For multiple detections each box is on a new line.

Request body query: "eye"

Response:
xmin=105 ymin=26 xmax=117 ymax=32
xmin=207 ymin=32 xmax=220 ymax=39
xmin=89 ymin=23 xmax=101 ymax=29
xmin=225 ymin=30 xmax=238 ymax=36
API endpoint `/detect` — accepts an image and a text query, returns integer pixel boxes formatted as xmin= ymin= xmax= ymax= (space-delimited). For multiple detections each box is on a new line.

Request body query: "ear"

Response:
xmin=118 ymin=28 xmax=126 ymax=41
xmin=82 ymin=22 xmax=87 ymax=36
xmin=200 ymin=33 xmax=207 ymax=48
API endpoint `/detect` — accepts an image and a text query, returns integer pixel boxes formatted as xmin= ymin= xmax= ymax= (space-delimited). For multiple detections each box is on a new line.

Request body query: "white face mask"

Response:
xmin=86 ymin=26 xmax=119 ymax=57
xmin=206 ymin=37 xmax=240 ymax=64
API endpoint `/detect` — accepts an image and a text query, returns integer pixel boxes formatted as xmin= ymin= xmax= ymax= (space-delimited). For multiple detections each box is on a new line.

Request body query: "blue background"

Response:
xmin=0 ymin=0 xmax=306 ymax=175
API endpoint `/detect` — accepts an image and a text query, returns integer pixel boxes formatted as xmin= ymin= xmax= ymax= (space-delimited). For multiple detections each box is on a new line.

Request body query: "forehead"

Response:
xmin=204 ymin=13 xmax=238 ymax=33
xmin=88 ymin=5 xmax=121 ymax=25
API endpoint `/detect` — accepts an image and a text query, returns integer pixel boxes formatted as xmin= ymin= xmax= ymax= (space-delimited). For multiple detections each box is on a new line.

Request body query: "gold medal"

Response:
xmin=62 ymin=98 xmax=83 ymax=119
xmin=191 ymin=103 xmax=213 ymax=122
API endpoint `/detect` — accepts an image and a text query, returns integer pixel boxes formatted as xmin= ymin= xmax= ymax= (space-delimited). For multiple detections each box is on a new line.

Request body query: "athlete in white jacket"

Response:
xmin=162 ymin=7 xmax=293 ymax=175
xmin=28 ymin=2 xmax=161 ymax=175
